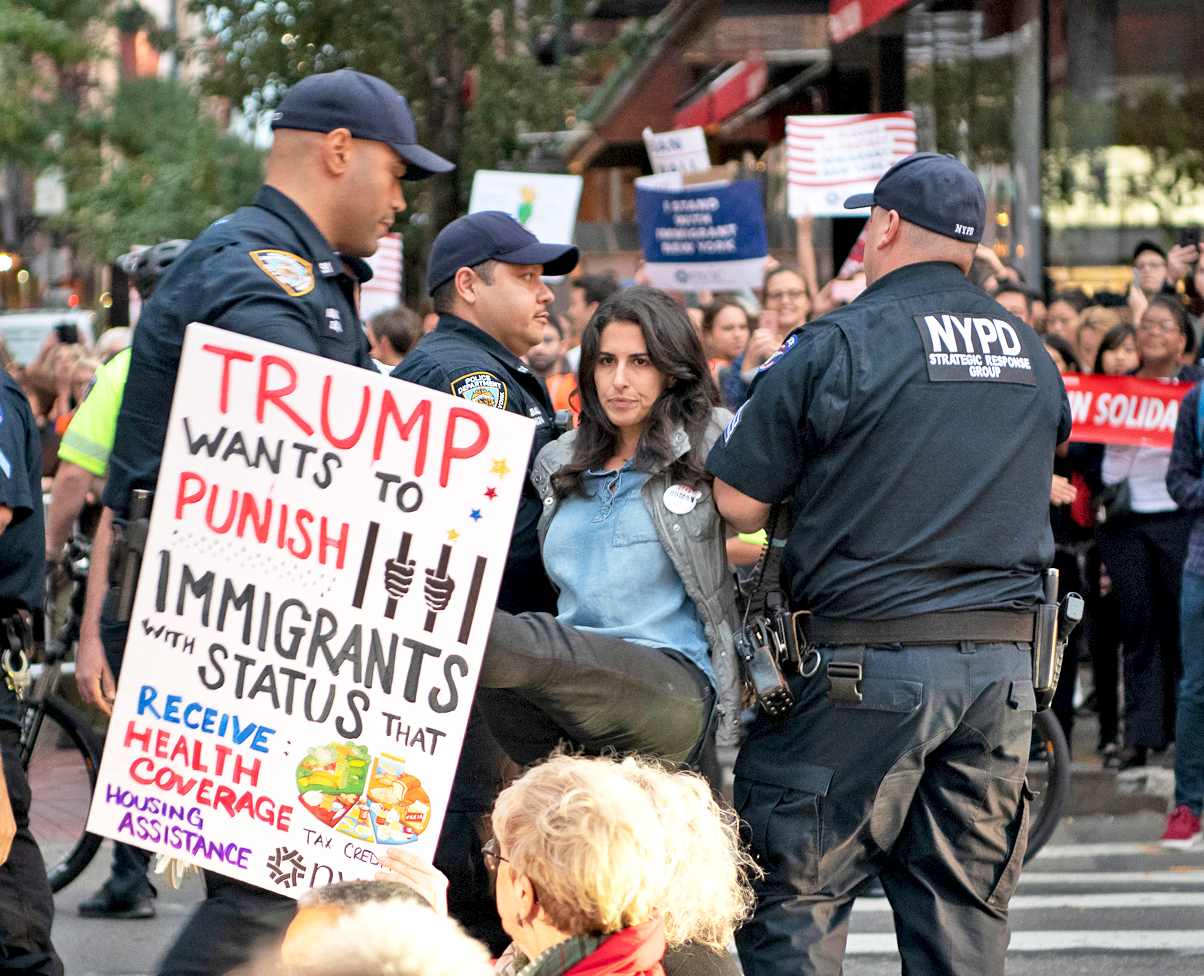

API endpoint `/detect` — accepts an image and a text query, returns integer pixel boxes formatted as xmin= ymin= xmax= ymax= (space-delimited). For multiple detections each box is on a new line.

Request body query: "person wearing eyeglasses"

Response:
xmin=721 ymin=266 xmax=811 ymax=410
xmin=1094 ymin=296 xmax=1203 ymax=774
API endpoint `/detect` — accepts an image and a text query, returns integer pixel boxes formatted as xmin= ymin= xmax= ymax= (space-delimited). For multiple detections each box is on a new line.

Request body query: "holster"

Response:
xmin=112 ymin=489 xmax=154 ymax=622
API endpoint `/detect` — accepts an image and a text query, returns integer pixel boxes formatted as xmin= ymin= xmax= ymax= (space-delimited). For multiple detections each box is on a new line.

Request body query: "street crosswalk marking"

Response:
xmin=847 ymin=931 xmax=1204 ymax=954
xmin=853 ymin=892 xmax=1204 ymax=912
xmin=1015 ymin=870 xmax=1204 ymax=885
xmin=1034 ymin=841 xmax=1192 ymax=859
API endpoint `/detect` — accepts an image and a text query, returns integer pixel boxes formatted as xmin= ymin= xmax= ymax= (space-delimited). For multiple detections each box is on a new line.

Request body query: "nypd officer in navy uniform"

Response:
xmin=392 ymin=211 xmax=578 ymax=951
xmin=708 ymin=153 xmax=1072 ymax=976
xmin=0 ymin=371 xmax=63 ymax=976
xmin=74 ymin=69 xmax=452 ymax=976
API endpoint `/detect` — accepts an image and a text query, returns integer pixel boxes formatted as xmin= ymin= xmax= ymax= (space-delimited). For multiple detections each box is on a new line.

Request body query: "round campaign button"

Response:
xmin=663 ymin=484 xmax=701 ymax=514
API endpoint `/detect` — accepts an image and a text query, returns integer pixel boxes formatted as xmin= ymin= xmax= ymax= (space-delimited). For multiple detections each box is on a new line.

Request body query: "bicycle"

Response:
xmin=20 ymin=537 xmax=105 ymax=892
xmin=1024 ymin=707 xmax=1071 ymax=864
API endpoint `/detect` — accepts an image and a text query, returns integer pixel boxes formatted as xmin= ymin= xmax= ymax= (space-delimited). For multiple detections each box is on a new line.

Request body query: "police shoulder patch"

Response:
xmin=757 ymin=334 xmax=798 ymax=373
xmin=451 ymin=371 xmax=509 ymax=410
xmin=249 ymin=249 xmax=315 ymax=297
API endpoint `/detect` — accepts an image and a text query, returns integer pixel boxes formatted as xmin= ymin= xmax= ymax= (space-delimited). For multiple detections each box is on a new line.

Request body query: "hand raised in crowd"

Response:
xmin=1167 ymin=244 xmax=1199 ymax=284
xmin=745 ymin=323 xmax=781 ymax=370
xmin=1127 ymin=282 xmax=1149 ymax=324
xmin=384 ymin=557 xmax=415 ymax=599
xmin=1190 ymin=244 xmax=1204 ymax=297
xmin=375 ymin=846 xmax=449 ymax=915
xmin=1050 ymin=474 xmax=1078 ymax=506
xmin=423 ymin=569 xmax=455 ymax=612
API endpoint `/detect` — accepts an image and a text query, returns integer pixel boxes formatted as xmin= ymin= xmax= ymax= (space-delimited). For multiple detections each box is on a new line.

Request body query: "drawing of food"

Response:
xmin=365 ymin=754 xmax=431 ymax=845
xmin=296 ymin=741 xmax=371 ymax=827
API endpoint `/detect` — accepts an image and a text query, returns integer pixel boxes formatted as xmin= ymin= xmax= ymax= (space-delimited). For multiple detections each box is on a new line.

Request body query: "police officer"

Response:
xmin=75 ymin=68 xmax=452 ymax=976
xmin=392 ymin=211 xmax=577 ymax=952
xmin=707 ymin=153 xmax=1072 ymax=976
xmin=0 ymin=369 xmax=63 ymax=975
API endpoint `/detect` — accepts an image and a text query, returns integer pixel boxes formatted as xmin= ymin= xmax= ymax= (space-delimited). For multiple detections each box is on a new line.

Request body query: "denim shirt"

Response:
xmin=530 ymin=408 xmax=744 ymax=746
xmin=543 ymin=460 xmax=714 ymax=682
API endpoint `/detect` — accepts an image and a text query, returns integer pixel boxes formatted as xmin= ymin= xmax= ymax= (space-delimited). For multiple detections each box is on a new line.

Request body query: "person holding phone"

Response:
xmin=722 ymin=265 xmax=811 ymax=410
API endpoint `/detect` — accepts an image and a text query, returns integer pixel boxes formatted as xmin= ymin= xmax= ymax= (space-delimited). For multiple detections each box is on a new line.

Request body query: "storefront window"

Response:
xmin=1046 ymin=0 xmax=1204 ymax=287
xmin=904 ymin=0 xmax=1043 ymax=284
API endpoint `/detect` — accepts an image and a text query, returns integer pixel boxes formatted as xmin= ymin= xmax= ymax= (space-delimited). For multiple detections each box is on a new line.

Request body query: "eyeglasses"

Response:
xmin=765 ymin=289 xmax=807 ymax=302
xmin=1135 ymin=260 xmax=1166 ymax=271
xmin=481 ymin=837 xmax=509 ymax=874
xmin=1137 ymin=320 xmax=1181 ymax=334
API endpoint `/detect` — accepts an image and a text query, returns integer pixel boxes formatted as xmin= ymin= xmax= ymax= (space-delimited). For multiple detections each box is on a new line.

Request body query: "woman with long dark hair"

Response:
xmin=472 ymin=286 xmax=742 ymax=765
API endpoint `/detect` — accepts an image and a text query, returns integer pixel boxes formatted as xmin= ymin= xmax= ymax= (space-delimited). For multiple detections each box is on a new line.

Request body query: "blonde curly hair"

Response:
xmin=612 ymin=757 xmax=759 ymax=951
xmin=492 ymin=754 xmax=668 ymax=937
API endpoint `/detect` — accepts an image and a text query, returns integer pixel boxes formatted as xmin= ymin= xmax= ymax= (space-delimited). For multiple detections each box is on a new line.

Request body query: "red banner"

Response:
xmin=1063 ymin=374 xmax=1194 ymax=448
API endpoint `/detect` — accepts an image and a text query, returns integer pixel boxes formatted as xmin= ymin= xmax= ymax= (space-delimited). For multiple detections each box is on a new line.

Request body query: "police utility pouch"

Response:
xmin=1032 ymin=568 xmax=1085 ymax=711
xmin=733 ymin=504 xmax=807 ymax=718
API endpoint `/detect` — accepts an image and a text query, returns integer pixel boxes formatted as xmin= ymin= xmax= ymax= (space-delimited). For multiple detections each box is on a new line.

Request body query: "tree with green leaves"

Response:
xmin=191 ymin=0 xmax=584 ymax=300
xmin=60 ymin=77 xmax=264 ymax=262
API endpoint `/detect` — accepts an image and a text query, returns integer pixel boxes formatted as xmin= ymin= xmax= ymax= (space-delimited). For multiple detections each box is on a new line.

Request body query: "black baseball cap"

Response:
xmin=271 ymin=70 xmax=453 ymax=181
xmin=844 ymin=152 xmax=986 ymax=244
xmin=427 ymin=212 xmax=579 ymax=294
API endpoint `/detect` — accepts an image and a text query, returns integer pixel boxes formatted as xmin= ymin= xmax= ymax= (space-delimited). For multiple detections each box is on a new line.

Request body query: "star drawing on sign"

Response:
xmin=470 ymin=509 xmax=482 ymax=521
xmin=447 ymin=528 xmax=460 ymax=542
xmin=484 ymin=487 xmax=498 ymax=500
xmin=490 ymin=458 xmax=511 ymax=479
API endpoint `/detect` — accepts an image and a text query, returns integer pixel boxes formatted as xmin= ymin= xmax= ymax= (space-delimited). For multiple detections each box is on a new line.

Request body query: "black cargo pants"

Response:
xmin=733 ymin=641 xmax=1035 ymax=976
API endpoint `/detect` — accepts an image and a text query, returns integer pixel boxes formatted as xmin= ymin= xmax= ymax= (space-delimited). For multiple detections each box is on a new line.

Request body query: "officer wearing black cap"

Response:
xmin=391 ymin=211 xmax=577 ymax=952
xmin=76 ymin=69 xmax=452 ymax=976
xmin=395 ymin=210 xmax=579 ymax=613
xmin=707 ymin=153 xmax=1072 ymax=976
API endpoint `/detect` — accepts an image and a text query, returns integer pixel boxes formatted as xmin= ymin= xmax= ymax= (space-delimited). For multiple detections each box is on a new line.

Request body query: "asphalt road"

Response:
xmin=51 ymin=809 xmax=1204 ymax=976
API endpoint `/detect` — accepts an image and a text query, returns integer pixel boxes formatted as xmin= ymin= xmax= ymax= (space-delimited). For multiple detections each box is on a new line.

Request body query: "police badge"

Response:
xmin=450 ymin=371 xmax=508 ymax=410
xmin=250 ymin=249 xmax=316 ymax=296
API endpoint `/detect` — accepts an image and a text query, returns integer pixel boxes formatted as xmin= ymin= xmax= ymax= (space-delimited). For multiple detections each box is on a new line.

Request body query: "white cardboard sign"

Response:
xmin=468 ymin=170 xmax=584 ymax=248
xmin=642 ymin=126 xmax=710 ymax=175
xmin=786 ymin=113 xmax=917 ymax=217
xmin=86 ymin=323 xmax=533 ymax=895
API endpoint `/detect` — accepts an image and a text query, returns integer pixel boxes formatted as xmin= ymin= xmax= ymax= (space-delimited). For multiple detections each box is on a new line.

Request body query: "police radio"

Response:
xmin=1032 ymin=568 xmax=1084 ymax=711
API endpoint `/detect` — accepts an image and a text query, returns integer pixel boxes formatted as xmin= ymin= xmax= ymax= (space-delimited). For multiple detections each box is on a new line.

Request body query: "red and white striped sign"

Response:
xmin=360 ymin=232 xmax=403 ymax=321
xmin=786 ymin=113 xmax=916 ymax=217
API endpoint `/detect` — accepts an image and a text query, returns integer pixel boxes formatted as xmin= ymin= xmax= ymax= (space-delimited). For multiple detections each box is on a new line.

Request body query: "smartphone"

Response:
xmin=1181 ymin=227 xmax=1202 ymax=250
xmin=55 ymin=323 xmax=79 ymax=344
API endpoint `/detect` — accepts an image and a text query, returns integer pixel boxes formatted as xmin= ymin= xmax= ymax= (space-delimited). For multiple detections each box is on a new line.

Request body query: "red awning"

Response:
xmin=829 ymin=0 xmax=911 ymax=43
xmin=673 ymin=60 xmax=768 ymax=129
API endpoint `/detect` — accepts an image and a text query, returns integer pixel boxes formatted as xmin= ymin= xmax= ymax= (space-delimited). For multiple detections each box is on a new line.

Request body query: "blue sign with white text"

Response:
xmin=636 ymin=180 xmax=770 ymax=291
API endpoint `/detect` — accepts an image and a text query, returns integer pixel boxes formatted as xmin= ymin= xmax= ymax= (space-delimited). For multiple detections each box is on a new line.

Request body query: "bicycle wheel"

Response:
xmin=22 ymin=693 xmax=105 ymax=892
xmin=1023 ymin=708 xmax=1071 ymax=864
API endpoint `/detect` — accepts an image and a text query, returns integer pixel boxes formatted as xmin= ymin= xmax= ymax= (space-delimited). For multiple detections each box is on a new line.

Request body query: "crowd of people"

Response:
xmin=3 ymin=66 xmax=1201 ymax=976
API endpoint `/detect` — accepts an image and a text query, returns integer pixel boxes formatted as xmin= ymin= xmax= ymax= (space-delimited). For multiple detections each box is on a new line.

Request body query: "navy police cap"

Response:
xmin=427 ymin=212 xmax=579 ymax=294
xmin=844 ymin=152 xmax=985 ymax=245
xmin=271 ymin=70 xmax=453 ymax=181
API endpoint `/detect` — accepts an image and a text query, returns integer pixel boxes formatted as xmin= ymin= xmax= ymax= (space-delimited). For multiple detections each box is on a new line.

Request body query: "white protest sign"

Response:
xmin=642 ymin=127 xmax=710 ymax=175
xmin=786 ymin=113 xmax=917 ymax=217
xmin=87 ymin=324 xmax=533 ymax=895
xmin=468 ymin=171 xmax=584 ymax=248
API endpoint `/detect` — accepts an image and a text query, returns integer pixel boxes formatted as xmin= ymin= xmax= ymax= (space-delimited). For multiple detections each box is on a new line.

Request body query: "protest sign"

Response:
xmin=1063 ymin=373 xmax=1190 ymax=449
xmin=786 ymin=113 xmax=916 ymax=217
xmin=636 ymin=180 xmax=769 ymax=291
xmin=360 ymin=233 xmax=403 ymax=321
xmin=468 ymin=171 xmax=583 ymax=248
xmin=642 ymin=126 xmax=710 ymax=175
xmin=86 ymin=324 xmax=533 ymax=895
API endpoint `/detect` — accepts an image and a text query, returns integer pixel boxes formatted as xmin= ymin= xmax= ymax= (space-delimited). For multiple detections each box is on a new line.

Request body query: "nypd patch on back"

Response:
xmin=913 ymin=313 xmax=1035 ymax=386
xmin=249 ymin=249 xmax=315 ymax=296
xmin=451 ymin=371 xmax=508 ymax=409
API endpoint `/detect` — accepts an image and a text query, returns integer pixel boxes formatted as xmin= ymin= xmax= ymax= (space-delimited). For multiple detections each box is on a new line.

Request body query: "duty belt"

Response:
xmin=794 ymin=609 xmax=1037 ymax=647
xmin=794 ymin=609 xmax=1038 ymax=707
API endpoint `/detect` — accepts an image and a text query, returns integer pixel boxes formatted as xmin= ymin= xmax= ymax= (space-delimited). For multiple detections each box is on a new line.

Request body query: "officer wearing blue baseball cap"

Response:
xmin=83 ymin=69 xmax=452 ymax=976
xmin=391 ymin=211 xmax=578 ymax=953
xmin=707 ymin=152 xmax=1071 ymax=976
